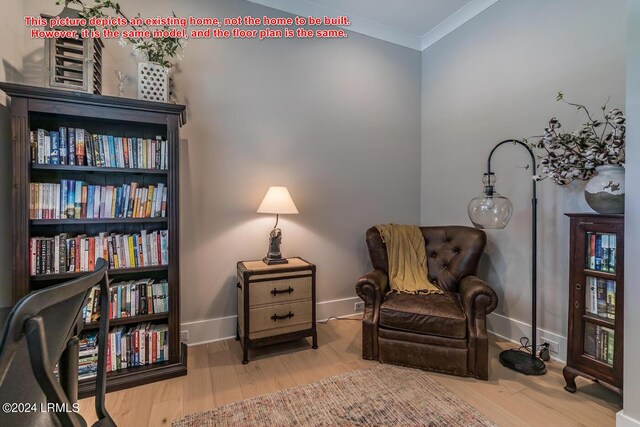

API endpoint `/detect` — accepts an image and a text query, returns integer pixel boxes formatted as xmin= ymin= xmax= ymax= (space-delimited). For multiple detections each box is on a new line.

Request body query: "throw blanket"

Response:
xmin=375 ymin=224 xmax=442 ymax=294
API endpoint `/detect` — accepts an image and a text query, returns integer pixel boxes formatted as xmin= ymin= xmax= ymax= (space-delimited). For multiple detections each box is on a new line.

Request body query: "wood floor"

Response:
xmin=78 ymin=318 xmax=622 ymax=426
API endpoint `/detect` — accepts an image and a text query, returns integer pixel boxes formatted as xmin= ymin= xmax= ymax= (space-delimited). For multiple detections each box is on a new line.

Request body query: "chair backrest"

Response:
xmin=366 ymin=225 xmax=486 ymax=292
xmin=0 ymin=258 xmax=112 ymax=427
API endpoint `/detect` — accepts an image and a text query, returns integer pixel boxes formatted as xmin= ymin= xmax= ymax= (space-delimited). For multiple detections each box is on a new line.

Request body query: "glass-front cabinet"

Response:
xmin=564 ymin=214 xmax=623 ymax=395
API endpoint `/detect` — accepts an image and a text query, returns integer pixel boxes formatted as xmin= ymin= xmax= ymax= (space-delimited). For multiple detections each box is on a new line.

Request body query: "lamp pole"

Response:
xmin=485 ymin=139 xmax=545 ymax=374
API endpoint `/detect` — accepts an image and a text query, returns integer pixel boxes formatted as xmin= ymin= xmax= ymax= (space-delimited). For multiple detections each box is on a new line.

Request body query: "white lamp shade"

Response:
xmin=257 ymin=186 xmax=299 ymax=214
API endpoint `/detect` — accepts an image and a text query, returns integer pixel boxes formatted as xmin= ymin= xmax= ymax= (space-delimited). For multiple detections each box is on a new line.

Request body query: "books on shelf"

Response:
xmin=585 ymin=277 xmax=616 ymax=320
xmin=77 ymin=323 xmax=169 ymax=379
xmin=585 ymin=232 xmax=616 ymax=273
xmin=30 ymin=128 xmax=168 ymax=170
xmin=78 ymin=331 xmax=99 ymax=380
xmin=82 ymin=278 xmax=169 ymax=323
xmin=107 ymin=323 xmax=169 ymax=372
xmin=29 ymin=230 xmax=169 ymax=275
xmin=29 ymin=180 xmax=167 ymax=220
xmin=584 ymin=322 xmax=615 ymax=366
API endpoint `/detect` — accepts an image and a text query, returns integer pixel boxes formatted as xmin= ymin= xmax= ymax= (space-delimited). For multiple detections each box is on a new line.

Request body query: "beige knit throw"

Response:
xmin=375 ymin=224 xmax=442 ymax=294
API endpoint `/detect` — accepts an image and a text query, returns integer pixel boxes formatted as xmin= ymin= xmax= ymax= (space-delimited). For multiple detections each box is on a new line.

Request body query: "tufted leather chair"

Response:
xmin=356 ymin=226 xmax=498 ymax=379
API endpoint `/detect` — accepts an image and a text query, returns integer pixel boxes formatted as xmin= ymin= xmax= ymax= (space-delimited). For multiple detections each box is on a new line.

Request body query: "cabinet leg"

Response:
xmin=242 ymin=342 xmax=249 ymax=365
xmin=312 ymin=332 xmax=318 ymax=349
xmin=235 ymin=327 xmax=240 ymax=341
xmin=563 ymin=366 xmax=578 ymax=393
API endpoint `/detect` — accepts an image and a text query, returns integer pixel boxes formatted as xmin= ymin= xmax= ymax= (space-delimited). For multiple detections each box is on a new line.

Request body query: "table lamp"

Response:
xmin=257 ymin=186 xmax=299 ymax=265
xmin=467 ymin=139 xmax=547 ymax=376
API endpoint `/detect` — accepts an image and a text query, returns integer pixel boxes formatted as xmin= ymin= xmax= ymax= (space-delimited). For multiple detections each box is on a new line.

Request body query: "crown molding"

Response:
xmin=420 ymin=0 xmax=498 ymax=50
xmin=246 ymin=0 xmax=421 ymax=50
xmin=246 ymin=0 xmax=498 ymax=51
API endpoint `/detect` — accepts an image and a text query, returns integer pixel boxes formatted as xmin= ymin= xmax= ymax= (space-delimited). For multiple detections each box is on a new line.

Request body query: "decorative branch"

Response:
xmin=527 ymin=93 xmax=625 ymax=185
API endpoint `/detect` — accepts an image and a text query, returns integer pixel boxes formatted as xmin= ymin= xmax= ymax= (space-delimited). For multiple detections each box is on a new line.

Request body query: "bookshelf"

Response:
xmin=564 ymin=213 xmax=623 ymax=395
xmin=0 ymin=83 xmax=187 ymax=397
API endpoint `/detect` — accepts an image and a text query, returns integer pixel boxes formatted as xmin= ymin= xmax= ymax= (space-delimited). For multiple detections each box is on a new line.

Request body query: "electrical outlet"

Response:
xmin=354 ymin=301 xmax=365 ymax=312
xmin=541 ymin=337 xmax=559 ymax=354
xmin=180 ymin=330 xmax=189 ymax=343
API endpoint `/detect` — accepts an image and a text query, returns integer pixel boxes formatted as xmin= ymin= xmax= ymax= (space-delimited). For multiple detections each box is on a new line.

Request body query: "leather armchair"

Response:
xmin=356 ymin=226 xmax=498 ymax=379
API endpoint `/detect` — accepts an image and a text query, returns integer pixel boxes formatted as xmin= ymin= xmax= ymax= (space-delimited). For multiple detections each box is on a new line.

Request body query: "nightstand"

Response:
xmin=236 ymin=257 xmax=317 ymax=364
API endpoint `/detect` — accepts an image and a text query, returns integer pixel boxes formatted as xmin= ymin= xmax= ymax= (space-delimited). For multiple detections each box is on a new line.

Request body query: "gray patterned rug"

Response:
xmin=172 ymin=364 xmax=495 ymax=426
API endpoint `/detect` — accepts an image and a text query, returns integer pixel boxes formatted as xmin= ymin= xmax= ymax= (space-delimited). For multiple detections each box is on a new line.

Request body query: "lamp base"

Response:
xmin=263 ymin=257 xmax=288 ymax=265
xmin=499 ymin=349 xmax=547 ymax=375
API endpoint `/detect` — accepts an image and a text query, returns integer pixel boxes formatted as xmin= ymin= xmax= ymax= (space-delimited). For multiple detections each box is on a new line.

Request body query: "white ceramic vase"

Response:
xmin=137 ymin=62 xmax=169 ymax=102
xmin=584 ymin=165 xmax=625 ymax=214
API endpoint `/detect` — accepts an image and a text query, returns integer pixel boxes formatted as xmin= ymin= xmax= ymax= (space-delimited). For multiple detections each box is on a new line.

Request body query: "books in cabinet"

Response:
xmin=585 ymin=276 xmax=616 ymax=320
xmin=585 ymin=232 xmax=616 ymax=273
xmin=82 ymin=278 xmax=169 ymax=323
xmin=29 ymin=181 xmax=167 ymax=220
xmin=584 ymin=322 xmax=615 ymax=366
xmin=30 ymin=230 xmax=168 ymax=275
xmin=30 ymin=128 xmax=169 ymax=170
xmin=78 ymin=323 xmax=169 ymax=378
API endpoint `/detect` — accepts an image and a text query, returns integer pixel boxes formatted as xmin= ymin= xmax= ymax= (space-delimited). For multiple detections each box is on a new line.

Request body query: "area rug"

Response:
xmin=172 ymin=364 xmax=495 ymax=426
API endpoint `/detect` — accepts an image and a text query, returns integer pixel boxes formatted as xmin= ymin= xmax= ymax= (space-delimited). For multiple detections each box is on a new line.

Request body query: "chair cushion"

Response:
xmin=379 ymin=292 xmax=467 ymax=339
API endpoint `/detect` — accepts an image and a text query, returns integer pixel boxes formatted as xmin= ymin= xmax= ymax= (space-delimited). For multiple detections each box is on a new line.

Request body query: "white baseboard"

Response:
xmin=487 ymin=312 xmax=568 ymax=362
xmin=618 ymin=411 xmax=640 ymax=427
xmin=180 ymin=296 xmax=363 ymax=347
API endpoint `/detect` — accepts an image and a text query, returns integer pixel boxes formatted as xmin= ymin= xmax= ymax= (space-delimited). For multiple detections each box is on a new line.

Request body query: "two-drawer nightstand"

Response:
xmin=236 ymin=257 xmax=317 ymax=364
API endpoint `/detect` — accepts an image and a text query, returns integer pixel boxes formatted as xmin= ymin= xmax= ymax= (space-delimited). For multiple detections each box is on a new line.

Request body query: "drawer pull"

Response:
xmin=271 ymin=311 xmax=295 ymax=321
xmin=271 ymin=286 xmax=294 ymax=296
xmin=576 ymin=283 xmax=582 ymax=291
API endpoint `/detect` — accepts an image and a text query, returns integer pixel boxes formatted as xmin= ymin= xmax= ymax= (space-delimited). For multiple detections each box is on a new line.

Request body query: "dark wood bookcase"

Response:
xmin=0 ymin=83 xmax=187 ymax=397
xmin=564 ymin=213 xmax=623 ymax=395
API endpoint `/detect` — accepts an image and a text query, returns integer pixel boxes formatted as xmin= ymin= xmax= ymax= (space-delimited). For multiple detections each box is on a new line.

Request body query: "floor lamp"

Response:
xmin=467 ymin=139 xmax=547 ymax=375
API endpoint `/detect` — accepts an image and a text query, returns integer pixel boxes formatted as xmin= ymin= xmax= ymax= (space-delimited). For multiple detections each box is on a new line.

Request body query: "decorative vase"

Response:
xmin=137 ymin=62 xmax=169 ymax=102
xmin=584 ymin=165 xmax=625 ymax=214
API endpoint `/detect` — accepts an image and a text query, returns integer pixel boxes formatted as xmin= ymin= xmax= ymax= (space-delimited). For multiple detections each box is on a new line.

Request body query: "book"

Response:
xmin=596 ymin=279 xmax=607 ymax=318
xmin=606 ymin=280 xmax=616 ymax=320
xmin=68 ymin=128 xmax=76 ymax=165
xmin=75 ymin=129 xmax=86 ymax=166
xmin=50 ymin=131 xmax=60 ymax=165
xmin=609 ymin=235 xmax=617 ymax=273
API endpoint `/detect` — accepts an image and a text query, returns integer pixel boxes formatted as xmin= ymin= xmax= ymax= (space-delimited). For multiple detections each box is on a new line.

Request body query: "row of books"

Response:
xmin=106 ymin=323 xmax=169 ymax=372
xmin=77 ymin=323 xmax=169 ymax=378
xmin=79 ymin=331 xmax=99 ymax=380
xmin=584 ymin=323 xmax=615 ymax=366
xmin=82 ymin=278 xmax=169 ymax=324
xmin=31 ymin=128 xmax=169 ymax=170
xmin=586 ymin=232 xmax=617 ymax=273
xmin=29 ymin=181 xmax=167 ymax=220
xmin=585 ymin=277 xmax=616 ymax=320
xmin=30 ymin=230 xmax=169 ymax=275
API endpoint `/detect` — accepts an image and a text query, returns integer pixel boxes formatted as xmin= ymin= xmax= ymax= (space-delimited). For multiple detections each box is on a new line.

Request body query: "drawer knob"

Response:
xmin=271 ymin=286 xmax=294 ymax=296
xmin=271 ymin=311 xmax=295 ymax=321
xmin=576 ymin=283 xmax=582 ymax=291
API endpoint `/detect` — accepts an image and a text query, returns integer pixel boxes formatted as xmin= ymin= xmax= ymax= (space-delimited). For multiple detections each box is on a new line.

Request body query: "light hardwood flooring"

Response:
xmin=78 ymin=318 xmax=622 ymax=426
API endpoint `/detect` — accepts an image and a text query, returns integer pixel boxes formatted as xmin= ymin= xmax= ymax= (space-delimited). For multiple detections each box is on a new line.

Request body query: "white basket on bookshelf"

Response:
xmin=138 ymin=62 xmax=169 ymax=103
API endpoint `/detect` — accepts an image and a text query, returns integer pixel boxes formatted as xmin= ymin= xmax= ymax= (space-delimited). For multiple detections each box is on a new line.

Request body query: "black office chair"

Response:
xmin=0 ymin=258 xmax=114 ymax=427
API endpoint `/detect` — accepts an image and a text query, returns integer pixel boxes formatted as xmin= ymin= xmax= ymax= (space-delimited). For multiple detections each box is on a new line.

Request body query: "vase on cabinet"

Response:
xmin=584 ymin=165 xmax=625 ymax=214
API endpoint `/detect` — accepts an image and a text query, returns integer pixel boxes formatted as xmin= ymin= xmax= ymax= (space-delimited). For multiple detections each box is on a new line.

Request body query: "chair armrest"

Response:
xmin=355 ymin=269 xmax=388 ymax=308
xmin=459 ymin=275 xmax=498 ymax=317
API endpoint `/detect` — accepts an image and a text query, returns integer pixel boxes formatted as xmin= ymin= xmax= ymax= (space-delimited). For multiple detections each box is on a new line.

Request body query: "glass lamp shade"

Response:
xmin=467 ymin=191 xmax=513 ymax=229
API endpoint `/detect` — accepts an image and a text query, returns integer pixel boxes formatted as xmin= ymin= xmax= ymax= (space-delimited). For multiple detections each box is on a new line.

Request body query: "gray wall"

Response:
xmin=21 ymin=0 xmax=422 ymax=326
xmin=623 ymin=0 xmax=640 ymax=422
xmin=420 ymin=0 xmax=625 ymax=346
xmin=0 ymin=1 xmax=24 ymax=307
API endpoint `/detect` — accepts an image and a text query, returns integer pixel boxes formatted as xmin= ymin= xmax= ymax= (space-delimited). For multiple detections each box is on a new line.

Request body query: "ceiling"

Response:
xmin=246 ymin=0 xmax=498 ymax=50
xmin=305 ymin=0 xmax=473 ymax=37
